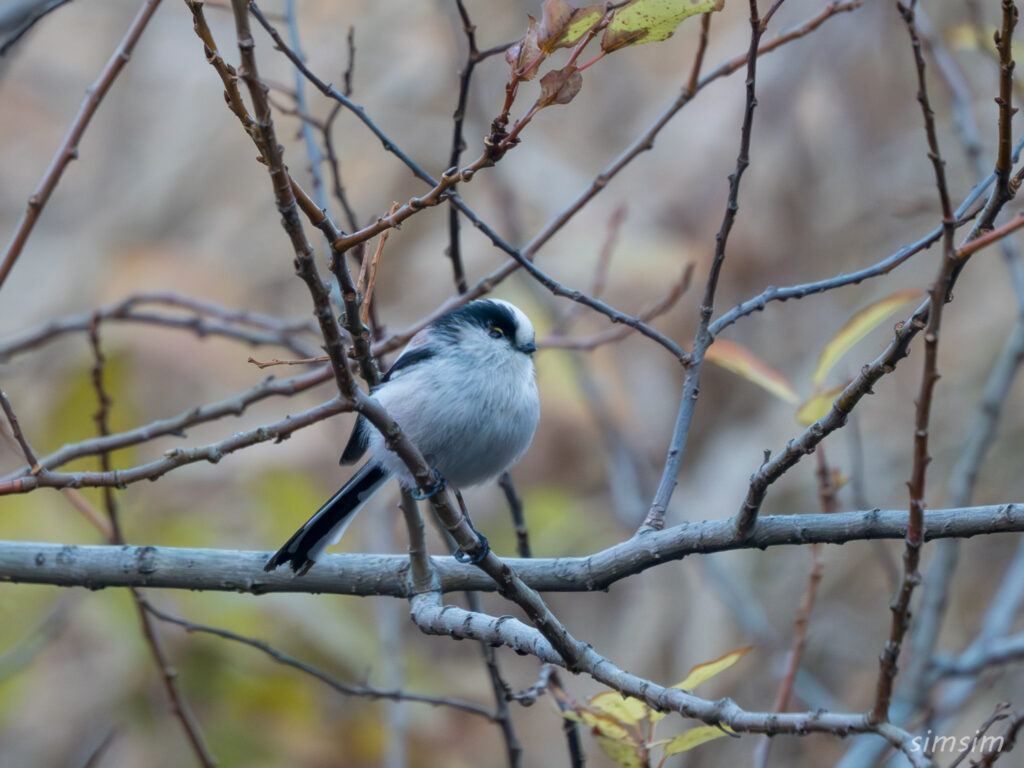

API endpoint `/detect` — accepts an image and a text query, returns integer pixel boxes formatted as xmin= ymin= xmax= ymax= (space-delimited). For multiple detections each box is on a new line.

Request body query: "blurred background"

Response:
xmin=1 ymin=0 xmax=1022 ymax=766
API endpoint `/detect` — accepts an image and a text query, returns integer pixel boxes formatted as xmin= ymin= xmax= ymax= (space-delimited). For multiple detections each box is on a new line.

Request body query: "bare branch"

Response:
xmin=335 ymin=2 xmax=865 ymax=362
xmin=0 ymin=0 xmax=163 ymax=291
xmin=142 ymin=599 xmax=496 ymax=720
xmin=872 ymin=0 xmax=960 ymax=724
xmin=0 ymin=389 xmax=40 ymax=471
xmin=0 ymin=397 xmax=350 ymax=494
xmin=408 ymin=592 xmax=932 ymax=767
xmin=4 ymin=505 xmax=1021 ymax=596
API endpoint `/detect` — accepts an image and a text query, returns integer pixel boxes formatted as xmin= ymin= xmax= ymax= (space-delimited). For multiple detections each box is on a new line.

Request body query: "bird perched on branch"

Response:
xmin=265 ymin=298 xmax=540 ymax=575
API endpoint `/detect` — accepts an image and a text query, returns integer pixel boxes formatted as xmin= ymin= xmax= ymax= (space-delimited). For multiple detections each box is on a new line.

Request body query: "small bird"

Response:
xmin=265 ymin=298 xmax=541 ymax=575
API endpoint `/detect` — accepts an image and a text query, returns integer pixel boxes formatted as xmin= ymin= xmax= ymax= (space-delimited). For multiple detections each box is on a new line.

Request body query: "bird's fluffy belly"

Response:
xmin=368 ymin=358 xmax=538 ymax=488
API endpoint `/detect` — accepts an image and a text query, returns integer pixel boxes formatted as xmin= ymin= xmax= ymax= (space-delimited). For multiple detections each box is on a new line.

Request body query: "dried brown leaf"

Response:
xmin=505 ymin=16 xmax=544 ymax=81
xmin=539 ymin=66 xmax=584 ymax=105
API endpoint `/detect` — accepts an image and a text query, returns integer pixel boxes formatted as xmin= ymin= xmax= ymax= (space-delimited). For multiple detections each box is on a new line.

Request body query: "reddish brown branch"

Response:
xmin=0 ymin=0 xmax=163 ymax=292
xmin=87 ymin=323 xmax=217 ymax=768
xmin=957 ymin=211 xmax=1024 ymax=259
xmin=0 ymin=389 xmax=40 ymax=473
xmin=247 ymin=355 xmax=328 ymax=369
xmin=995 ymin=0 xmax=1020 ymax=203
xmin=872 ymin=0 xmax=960 ymax=724
xmin=685 ymin=12 xmax=712 ymax=97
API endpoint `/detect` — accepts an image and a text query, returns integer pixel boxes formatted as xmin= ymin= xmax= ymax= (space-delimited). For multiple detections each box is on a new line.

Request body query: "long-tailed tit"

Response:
xmin=265 ymin=299 xmax=540 ymax=575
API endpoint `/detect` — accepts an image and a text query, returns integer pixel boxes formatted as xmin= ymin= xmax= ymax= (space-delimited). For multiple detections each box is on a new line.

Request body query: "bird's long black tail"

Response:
xmin=265 ymin=463 xmax=390 ymax=575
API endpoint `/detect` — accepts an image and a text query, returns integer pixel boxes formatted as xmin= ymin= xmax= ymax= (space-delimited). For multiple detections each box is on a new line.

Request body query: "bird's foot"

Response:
xmin=453 ymin=522 xmax=490 ymax=565
xmin=410 ymin=469 xmax=447 ymax=500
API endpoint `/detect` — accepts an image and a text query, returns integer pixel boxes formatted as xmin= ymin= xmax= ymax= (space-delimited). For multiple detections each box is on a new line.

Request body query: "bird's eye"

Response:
xmin=489 ymin=327 xmax=504 ymax=339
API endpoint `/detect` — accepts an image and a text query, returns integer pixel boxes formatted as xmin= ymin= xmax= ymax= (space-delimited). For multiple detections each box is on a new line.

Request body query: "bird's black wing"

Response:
xmin=381 ymin=346 xmax=436 ymax=382
xmin=340 ymin=416 xmax=368 ymax=465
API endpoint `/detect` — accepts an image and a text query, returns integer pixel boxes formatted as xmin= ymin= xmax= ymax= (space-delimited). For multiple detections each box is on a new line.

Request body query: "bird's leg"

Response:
xmin=452 ymin=488 xmax=490 ymax=564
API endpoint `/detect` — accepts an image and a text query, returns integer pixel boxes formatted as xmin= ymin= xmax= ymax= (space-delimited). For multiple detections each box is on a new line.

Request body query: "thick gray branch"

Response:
xmin=2 ymin=504 xmax=1020 ymax=596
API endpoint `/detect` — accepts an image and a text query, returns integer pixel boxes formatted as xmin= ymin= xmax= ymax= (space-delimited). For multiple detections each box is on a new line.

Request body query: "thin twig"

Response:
xmin=709 ymin=148 xmax=1013 ymax=339
xmin=541 ymin=263 xmax=693 ymax=351
xmin=259 ymin=0 xmax=859 ymax=366
xmin=0 ymin=389 xmax=40 ymax=473
xmin=498 ymin=472 xmax=531 ymax=559
xmin=956 ymin=211 xmax=1024 ymax=259
xmin=554 ymin=204 xmax=627 ymax=335
xmin=948 ymin=703 xmax=1012 ymax=768
xmin=185 ymin=0 xmax=364 ymax=394
xmin=87 ymin=322 xmax=216 ymax=767
xmin=642 ymin=0 xmax=770 ymax=532
xmin=359 ymin=203 xmax=395 ymax=327
xmin=321 ymin=27 xmax=359 ymax=233
xmin=466 ymin=588 xmax=524 ymax=768
xmin=284 ymin=0 xmax=326 ymax=215
xmin=230 ymin=0 xmax=359 ymax=399
xmin=87 ymin=317 xmax=122 ymax=541
xmin=0 ymin=0 xmax=163 ymax=291
xmin=1 ymin=365 xmax=332 ymax=480
xmin=141 ymin=599 xmax=495 ymax=720
xmin=446 ymin=0 xmax=481 ymax=295
xmin=547 ymin=669 xmax=586 ymax=768
xmin=976 ymin=710 xmax=1024 ymax=766
xmin=247 ymin=355 xmax=329 ymax=368
xmin=754 ymin=445 xmax=833 ymax=768
xmin=685 ymin=13 xmax=712 ymax=96
xmin=871 ymin=0 xmax=959 ymax=725
xmin=0 ymin=397 xmax=350 ymax=494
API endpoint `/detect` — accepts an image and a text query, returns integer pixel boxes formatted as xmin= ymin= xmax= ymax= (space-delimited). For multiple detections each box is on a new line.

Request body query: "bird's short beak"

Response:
xmin=519 ymin=341 xmax=538 ymax=355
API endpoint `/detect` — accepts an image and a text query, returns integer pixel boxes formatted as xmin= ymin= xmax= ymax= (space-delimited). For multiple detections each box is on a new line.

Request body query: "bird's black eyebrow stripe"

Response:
xmin=433 ymin=301 xmax=517 ymax=341
xmin=382 ymin=346 xmax=437 ymax=382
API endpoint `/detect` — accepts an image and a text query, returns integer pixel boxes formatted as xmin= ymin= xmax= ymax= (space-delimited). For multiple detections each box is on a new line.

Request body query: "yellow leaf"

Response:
xmin=946 ymin=23 xmax=1017 ymax=59
xmin=589 ymin=692 xmax=651 ymax=725
xmin=795 ymin=383 xmax=848 ymax=426
xmin=705 ymin=339 xmax=799 ymax=405
xmin=947 ymin=24 xmax=981 ymax=51
xmin=596 ymin=735 xmax=645 ymax=768
xmin=663 ymin=725 xmax=729 ymax=755
xmin=560 ymin=6 xmax=606 ymax=46
xmin=673 ymin=646 xmax=751 ymax=691
xmin=831 ymin=468 xmax=849 ymax=491
xmin=578 ymin=709 xmax=633 ymax=741
xmin=603 ymin=0 xmax=725 ymax=52
xmin=813 ymin=289 xmax=920 ymax=387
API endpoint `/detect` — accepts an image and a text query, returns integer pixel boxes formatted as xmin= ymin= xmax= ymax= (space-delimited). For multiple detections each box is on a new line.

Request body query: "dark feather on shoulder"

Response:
xmin=382 ymin=346 xmax=436 ymax=382
xmin=340 ymin=346 xmax=437 ymax=465
xmin=340 ymin=416 xmax=368 ymax=465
